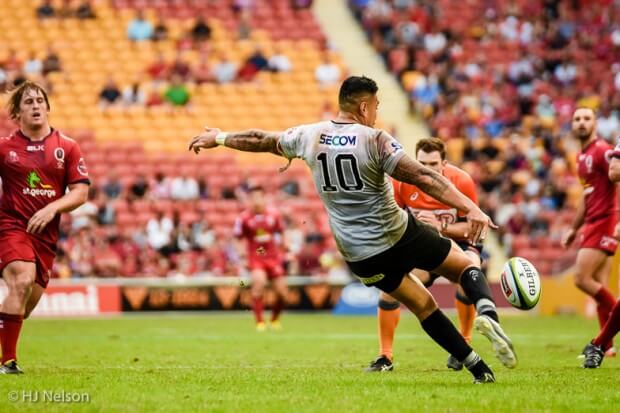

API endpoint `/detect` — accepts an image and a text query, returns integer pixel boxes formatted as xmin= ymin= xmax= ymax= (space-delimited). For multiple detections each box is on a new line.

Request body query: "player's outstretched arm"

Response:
xmin=26 ymin=183 xmax=89 ymax=234
xmin=189 ymin=127 xmax=283 ymax=156
xmin=389 ymin=155 xmax=496 ymax=243
xmin=610 ymin=157 xmax=620 ymax=182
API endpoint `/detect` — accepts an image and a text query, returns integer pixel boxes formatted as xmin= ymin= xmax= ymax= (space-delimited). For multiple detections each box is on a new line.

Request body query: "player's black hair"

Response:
xmin=6 ymin=80 xmax=51 ymax=120
xmin=338 ymin=76 xmax=378 ymax=111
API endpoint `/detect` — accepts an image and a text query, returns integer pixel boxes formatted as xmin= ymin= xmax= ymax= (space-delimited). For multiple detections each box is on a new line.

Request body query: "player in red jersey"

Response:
xmin=367 ymin=138 xmax=484 ymax=372
xmin=561 ymin=107 xmax=618 ymax=357
xmin=582 ymin=140 xmax=620 ymax=368
xmin=234 ymin=185 xmax=288 ymax=331
xmin=0 ymin=81 xmax=89 ymax=374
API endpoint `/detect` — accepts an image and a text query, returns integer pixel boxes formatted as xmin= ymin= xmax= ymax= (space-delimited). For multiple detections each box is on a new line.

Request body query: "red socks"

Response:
xmin=252 ymin=296 xmax=264 ymax=324
xmin=593 ymin=300 xmax=620 ymax=349
xmin=271 ymin=297 xmax=285 ymax=322
xmin=594 ymin=287 xmax=616 ymax=327
xmin=0 ymin=312 xmax=24 ymax=364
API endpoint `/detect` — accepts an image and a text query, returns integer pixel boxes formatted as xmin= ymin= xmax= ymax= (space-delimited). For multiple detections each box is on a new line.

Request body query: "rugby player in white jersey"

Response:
xmin=189 ymin=76 xmax=517 ymax=383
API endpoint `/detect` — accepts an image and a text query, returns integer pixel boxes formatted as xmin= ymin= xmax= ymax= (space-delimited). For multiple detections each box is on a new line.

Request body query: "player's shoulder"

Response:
xmin=444 ymin=163 xmax=473 ymax=182
xmin=55 ymin=130 xmax=79 ymax=147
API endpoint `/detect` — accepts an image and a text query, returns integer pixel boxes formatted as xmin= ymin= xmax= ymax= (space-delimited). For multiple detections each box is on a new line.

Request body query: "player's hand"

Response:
xmin=613 ymin=223 xmax=620 ymax=240
xmin=464 ymin=207 xmax=497 ymax=244
xmin=188 ymin=127 xmax=220 ymax=154
xmin=417 ymin=211 xmax=441 ymax=231
xmin=27 ymin=204 xmax=58 ymax=234
xmin=561 ymin=228 xmax=577 ymax=248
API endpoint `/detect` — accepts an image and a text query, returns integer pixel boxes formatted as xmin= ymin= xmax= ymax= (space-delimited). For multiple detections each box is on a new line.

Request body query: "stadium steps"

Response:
xmin=312 ymin=0 xmax=429 ymax=155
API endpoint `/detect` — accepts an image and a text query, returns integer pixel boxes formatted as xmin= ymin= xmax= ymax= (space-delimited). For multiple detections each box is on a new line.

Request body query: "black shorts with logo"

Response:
xmin=345 ymin=213 xmax=452 ymax=293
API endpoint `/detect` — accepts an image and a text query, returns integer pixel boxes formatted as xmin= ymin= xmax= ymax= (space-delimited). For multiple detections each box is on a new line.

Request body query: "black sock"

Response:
xmin=420 ymin=309 xmax=472 ymax=362
xmin=459 ymin=267 xmax=499 ymax=322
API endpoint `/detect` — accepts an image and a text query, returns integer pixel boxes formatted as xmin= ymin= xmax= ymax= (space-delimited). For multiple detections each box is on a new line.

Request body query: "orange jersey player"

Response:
xmin=233 ymin=185 xmax=288 ymax=332
xmin=367 ymin=137 xmax=486 ymax=373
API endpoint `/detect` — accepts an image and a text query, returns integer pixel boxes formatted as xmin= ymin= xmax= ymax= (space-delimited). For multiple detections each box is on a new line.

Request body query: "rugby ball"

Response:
xmin=500 ymin=257 xmax=541 ymax=310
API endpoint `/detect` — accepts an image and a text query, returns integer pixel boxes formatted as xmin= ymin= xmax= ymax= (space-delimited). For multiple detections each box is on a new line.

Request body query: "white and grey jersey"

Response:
xmin=279 ymin=120 xmax=408 ymax=262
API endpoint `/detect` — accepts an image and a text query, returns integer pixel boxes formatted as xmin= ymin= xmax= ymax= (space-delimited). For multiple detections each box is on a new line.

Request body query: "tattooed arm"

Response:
xmin=188 ymin=127 xmax=284 ymax=156
xmin=390 ymin=155 xmax=494 ymax=242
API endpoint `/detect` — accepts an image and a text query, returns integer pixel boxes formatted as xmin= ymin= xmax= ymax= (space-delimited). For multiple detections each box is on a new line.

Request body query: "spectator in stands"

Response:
xmin=314 ymin=53 xmax=341 ymax=86
xmin=68 ymin=224 xmax=95 ymax=277
xmin=237 ymin=48 xmax=268 ymax=82
xmin=122 ymin=80 xmax=146 ymax=106
xmin=3 ymin=49 xmax=21 ymax=73
xmin=152 ymin=13 xmax=168 ymax=41
xmin=146 ymin=52 xmax=168 ymax=83
xmin=268 ymin=46 xmax=292 ymax=73
xmin=213 ymin=55 xmax=237 ymax=84
xmin=93 ymin=237 xmax=122 ymax=277
xmin=146 ymin=85 xmax=164 ymax=107
xmin=127 ymin=10 xmax=153 ymax=42
xmin=151 ymin=172 xmax=172 ymax=200
xmin=280 ymin=179 xmax=300 ymax=197
xmin=129 ymin=174 xmax=149 ymax=200
xmin=237 ymin=10 xmax=252 ymax=40
xmin=98 ymin=77 xmax=122 ymax=108
xmin=57 ymin=0 xmax=74 ymax=19
xmin=191 ymin=16 xmax=212 ymax=44
xmin=597 ymin=104 xmax=620 ymax=142
xmin=163 ymin=75 xmax=191 ymax=107
xmin=193 ymin=53 xmax=213 ymax=84
xmin=146 ymin=212 xmax=174 ymax=251
xmin=42 ymin=46 xmax=62 ymax=75
xmin=36 ymin=0 xmax=55 ymax=19
xmin=168 ymin=52 xmax=192 ymax=81
xmin=76 ymin=0 xmax=96 ymax=19
xmin=23 ymin=51 xmax=42 ymax=77
xmin=103 ymin=171 xmax=123 ymax=200
xmin=192 ymin=218 xmax=215 ymax=249
xmin=170 ymin=172 xmax=199 ymax=201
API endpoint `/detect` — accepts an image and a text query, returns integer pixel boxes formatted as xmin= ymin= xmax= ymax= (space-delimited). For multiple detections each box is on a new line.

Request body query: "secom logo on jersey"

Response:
xmin=23 ymin=171 xmax=57 ymax=198
xmin=319 ymin=134 xmax=357 ymax=147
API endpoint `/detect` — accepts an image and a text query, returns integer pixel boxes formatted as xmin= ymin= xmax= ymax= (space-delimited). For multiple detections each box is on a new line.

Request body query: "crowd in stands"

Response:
xmin=51 ymin=164 xmax=347 ymax=280
xmin=351 ymin=0 xmax=620 ymax=273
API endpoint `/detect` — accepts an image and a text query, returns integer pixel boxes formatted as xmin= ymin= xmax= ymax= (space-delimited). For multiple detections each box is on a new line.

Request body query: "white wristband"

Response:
xmin=215 ymin=132 xmax=228 ymax=146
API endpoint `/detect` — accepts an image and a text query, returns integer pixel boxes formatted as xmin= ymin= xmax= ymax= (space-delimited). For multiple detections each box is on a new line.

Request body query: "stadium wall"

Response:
xmin=0 ymin=277 xmax=512 ymax=317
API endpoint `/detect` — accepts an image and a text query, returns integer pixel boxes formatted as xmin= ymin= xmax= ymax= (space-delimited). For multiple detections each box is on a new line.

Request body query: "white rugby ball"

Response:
xmin=500 ymin=257 xmax=541 ymax=310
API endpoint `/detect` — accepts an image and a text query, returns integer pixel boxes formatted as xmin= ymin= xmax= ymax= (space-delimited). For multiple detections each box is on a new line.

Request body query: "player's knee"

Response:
xmin=8 ymin=271 xmax=36 ymax=298
xmin=415 ymin=295 xmax=438 ymax=319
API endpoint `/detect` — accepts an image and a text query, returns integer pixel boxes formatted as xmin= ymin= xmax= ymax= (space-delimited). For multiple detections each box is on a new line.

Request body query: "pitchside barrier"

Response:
xmin=0 ymin=276 xmax=512 ymax=317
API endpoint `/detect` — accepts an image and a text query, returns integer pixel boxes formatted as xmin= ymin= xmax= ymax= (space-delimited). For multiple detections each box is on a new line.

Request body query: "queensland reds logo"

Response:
xmin=54 ymin=147 xmax=65 ymax=169
xmin=77 ymin=157 xmax=88 ymax=176
xmin=5 ymin=150 xmax=19 ymax=164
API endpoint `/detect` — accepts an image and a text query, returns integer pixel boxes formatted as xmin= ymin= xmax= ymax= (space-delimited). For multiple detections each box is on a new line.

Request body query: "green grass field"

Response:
xmin=0 ymin=312 xmax=619 ymax=412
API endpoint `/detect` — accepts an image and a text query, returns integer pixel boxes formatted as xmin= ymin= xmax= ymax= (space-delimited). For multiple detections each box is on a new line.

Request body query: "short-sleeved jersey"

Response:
xmin=0 ymin=129 xmax=90 ymax=245
xmin=392 ymin=163 xmax=477 ymax=240
xmin=233 ymin=207 xmax=284 ymax=261
xmin=279 ymin=120 xmax=407 ymax=262
xmin=577 ymin=138 xmax=617 ymax=222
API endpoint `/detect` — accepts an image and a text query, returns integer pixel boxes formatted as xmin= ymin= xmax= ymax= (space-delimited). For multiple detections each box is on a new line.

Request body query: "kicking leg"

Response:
xmin=388 ymin=274 xmax=495 ymax=383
